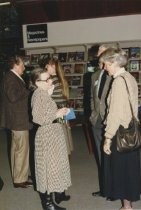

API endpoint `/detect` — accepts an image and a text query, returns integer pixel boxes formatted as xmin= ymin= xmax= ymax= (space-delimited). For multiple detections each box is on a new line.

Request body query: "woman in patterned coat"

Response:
xmin=41 ymin=58 xmax=73 ymax=204
xmin=29 ymin=68 xmax=71 ymax=210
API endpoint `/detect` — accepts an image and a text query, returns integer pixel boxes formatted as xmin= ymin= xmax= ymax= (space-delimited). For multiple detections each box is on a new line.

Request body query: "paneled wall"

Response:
xmin=15 ymin=0 xmax=141 ymax=24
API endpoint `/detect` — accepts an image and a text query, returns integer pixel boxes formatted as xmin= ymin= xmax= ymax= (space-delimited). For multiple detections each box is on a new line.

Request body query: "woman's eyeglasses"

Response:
xmin=37 ymin=77 xmax=51 ymax=83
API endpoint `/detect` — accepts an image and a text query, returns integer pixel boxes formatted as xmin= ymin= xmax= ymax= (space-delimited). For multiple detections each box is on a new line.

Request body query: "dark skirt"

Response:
xmin=102 ymin=135 xmax=141 ymax=201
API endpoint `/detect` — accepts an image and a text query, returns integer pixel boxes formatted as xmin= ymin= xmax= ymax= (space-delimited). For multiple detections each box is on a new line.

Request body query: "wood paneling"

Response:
xmin=15 ymin=0 xmax=141 ymax=24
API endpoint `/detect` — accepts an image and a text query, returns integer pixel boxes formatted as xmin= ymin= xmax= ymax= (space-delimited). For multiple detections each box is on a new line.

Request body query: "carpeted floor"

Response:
xmin=0 ymin=127 xmax=141 ymax=210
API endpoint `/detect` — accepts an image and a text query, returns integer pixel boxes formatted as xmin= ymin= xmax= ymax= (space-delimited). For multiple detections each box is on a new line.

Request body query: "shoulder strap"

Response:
xmin=120 ymin=76 xmax=134 ymax=117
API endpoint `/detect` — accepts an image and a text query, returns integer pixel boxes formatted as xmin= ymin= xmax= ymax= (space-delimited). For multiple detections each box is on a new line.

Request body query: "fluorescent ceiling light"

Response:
xmin=0 ymin=2 xmax=10 ymax=6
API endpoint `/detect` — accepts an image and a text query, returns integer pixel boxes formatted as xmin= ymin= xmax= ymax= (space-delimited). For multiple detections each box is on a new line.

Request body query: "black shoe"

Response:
xmin=106 ymin=197 xmax=114 ymax=201
xmin=55 ymin=191 xmax=70 ymax=204
xmin=92 ymin=191 xmax=101 ymax=197
xmin=40 ymin=192 xmax=66 ymax=210
xmin=46 ymin=202 xmax=66 ymax=210
xmin=14 ymin=181 xmax=33 ymax=188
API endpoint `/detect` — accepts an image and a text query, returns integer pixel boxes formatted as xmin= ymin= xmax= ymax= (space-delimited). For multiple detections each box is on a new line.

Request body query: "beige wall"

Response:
xmin=23 ymin=14 xmax=141 ymax=49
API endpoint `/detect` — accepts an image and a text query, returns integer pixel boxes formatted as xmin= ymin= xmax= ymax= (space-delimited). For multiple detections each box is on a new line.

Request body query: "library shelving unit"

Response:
xmin=122 ymin=47 xmax=141 ymax=106
xmin=24 ymin=44 xmax=88 ymax=115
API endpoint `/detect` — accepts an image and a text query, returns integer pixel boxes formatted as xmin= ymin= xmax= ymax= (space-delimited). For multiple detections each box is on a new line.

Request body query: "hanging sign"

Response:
xmin=26 ymin=24 xmax=48 ymax=43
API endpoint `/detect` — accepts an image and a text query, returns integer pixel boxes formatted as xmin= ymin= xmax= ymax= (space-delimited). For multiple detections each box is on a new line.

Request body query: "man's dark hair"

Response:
xmin=8 ymin=55 xmax=23 ymax=69
xmin=89 ymin=44 xmax=100 ymax=58
xmin=88 ymin=44 xmax=100 ymax=67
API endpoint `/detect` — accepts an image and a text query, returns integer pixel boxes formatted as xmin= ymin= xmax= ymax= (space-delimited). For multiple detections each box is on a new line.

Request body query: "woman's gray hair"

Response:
xmin=98 ymin=42 xmax=120 ymax=57
xmin=99 ymin=42 xmax=120 ymax=50
xmin=99 ymin=48 xmax=128 ymax=67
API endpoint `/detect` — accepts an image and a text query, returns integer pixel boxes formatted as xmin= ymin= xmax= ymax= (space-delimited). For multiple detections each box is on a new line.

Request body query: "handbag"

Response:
xmin=117 ymin=76 xmax=141 ymax=152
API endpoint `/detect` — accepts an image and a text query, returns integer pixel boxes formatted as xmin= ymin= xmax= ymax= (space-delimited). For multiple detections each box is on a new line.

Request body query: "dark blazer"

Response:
xmin=0 ymin=70 xmax=31 ymax=130
xmin=90 ymin=68 xmax=112 ymax=126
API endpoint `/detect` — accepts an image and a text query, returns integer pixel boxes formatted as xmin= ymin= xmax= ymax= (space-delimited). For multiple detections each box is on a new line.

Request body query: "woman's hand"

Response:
xmin=56 ymin=108 xmax=69 ymax=118
xmin=103 ymin=139 xmax=112 ymax=155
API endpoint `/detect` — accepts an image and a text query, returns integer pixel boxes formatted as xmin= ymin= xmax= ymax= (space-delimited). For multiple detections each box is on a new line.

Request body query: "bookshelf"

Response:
xmin=60 ymin=51 xmax=86 ymax=112
xmin=61 ymin=61 xmax=85 ymax=111
xmin=123 ymin=47 xmax=141 ymax=106
xmin=23 ymin=45 xmax=87 ymax=114
xmin=23 ymin=43 xmax=141 ymax=113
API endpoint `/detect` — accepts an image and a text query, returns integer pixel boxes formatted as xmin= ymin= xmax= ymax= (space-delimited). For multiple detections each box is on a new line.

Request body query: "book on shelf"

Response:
xmin=65 ymin=76 xmax=72 ymax=86
xmin=75 ymin=52 xmax=85 ymax=61
xmin=129 ymin=60 xmax=140 ymax=71
xmin=58 ymin=53 xmax=67 ymax=62
xmin=71 ymin=76 xmax=83 ymax=86
xmin=62 ymin=64 xmax=73 ymax=74
xmin=139 ymin=72 xmax=141 ymax=83
xmin=52 ymin=53 xmax=59 ymax=60
xmin=30 ymin=54 xmax=40 ymax=65
xmin=75 ymin=99 xmax=83 ymax=109
xmin=138 ymin=84 xmax=141 ymax=96
xmin=138 ymin=98 xmax=141 ymax=106
xmin=74 ymin=63 xmax=84 ymax=74
xmin=69 ymin=87 xmax=83 ymax=98
xmin=130 ymin=47 xmax=141 ymax=59
xmin=67 ymin=99 xmax=83 ymax=110
xmin=24 ymin=55 xmax=31 ymax=66
xmin=38 ymin=53 xmax=50 ymax=65
xmin=130 ymin=72 xmax=139 ymax=82
xmin=65 ymin=75 xmax=83 ymax=86
xmin=67 ymin=52 xmax=76 ymax=62
xmin=40 ymin=53 xmax=50 ymax=60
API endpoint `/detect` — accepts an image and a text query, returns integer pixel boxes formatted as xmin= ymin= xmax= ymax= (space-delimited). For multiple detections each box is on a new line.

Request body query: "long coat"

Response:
xmin=31 ymin=89 xmax=71 ymax=193
xmin=0 ymin=71 xmax=31 ymax=130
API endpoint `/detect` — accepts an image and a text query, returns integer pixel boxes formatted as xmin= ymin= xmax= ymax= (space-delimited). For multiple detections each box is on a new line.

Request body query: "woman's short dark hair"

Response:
xmin=29 ymin=67 xmax=46 ymax=91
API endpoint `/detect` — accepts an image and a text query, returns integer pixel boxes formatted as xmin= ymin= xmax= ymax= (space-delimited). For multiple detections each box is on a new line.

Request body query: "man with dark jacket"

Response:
xmin=90 ymin=43 xmax=119 ymax=197
xmin=0 ymin=55 xmax=32 ymax=188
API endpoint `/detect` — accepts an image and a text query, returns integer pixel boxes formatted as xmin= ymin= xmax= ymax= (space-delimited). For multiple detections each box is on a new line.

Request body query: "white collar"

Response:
xmin=113 ymin=68 xmax=125 ymax=78
xmin=11 ymin=69 xmax=25 ymax=82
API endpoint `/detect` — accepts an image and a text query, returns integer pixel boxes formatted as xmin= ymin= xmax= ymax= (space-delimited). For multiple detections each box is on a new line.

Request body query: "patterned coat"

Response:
xmin=31 ymin=89 xmax=71 ymax=193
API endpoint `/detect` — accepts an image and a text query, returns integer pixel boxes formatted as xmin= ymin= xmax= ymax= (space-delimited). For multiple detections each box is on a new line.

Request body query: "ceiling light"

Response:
xmin=0 ymin=2 xmax=10 ymax=6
